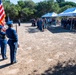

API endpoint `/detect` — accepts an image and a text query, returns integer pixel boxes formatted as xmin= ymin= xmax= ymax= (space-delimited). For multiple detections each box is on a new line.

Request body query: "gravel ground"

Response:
xmin=0 ymin=23 xmax=76 ymax=75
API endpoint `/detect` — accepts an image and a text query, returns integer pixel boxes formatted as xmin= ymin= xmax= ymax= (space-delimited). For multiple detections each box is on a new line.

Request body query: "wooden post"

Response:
xmin=16 ymin=24 xmax=17 ymax=33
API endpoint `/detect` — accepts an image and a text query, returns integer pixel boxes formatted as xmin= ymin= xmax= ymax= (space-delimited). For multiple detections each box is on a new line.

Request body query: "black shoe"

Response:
xmin=3 ymin=57 xmax=8 ymax=60
xmin=11 ymin=61 xmax=17 ymax=64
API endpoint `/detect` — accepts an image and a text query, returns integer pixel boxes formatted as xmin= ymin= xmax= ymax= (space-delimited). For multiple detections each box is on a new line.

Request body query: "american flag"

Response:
xmin=0 ymin=0 xmax=6 ymax=26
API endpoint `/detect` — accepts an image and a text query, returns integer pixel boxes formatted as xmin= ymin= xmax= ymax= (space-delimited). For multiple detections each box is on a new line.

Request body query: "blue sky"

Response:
xmin=10 ymin=0 xmax=76 ymax=4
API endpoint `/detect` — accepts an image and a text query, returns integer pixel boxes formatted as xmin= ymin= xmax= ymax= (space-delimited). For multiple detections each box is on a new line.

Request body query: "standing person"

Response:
xmin=37 ymin=18 xmax=39 ymax=29
xmin=43 ymin=18 xmax=47 ymax=29
xmin=18 ymin=19 xmax=21 ymax=26
xmin=38 ymin=18 xmax=43 ymax=31
xmin=6 ymin=21 xmax=19 ymax=64
xmin=0 ymin=25 xmax=7 ymax=60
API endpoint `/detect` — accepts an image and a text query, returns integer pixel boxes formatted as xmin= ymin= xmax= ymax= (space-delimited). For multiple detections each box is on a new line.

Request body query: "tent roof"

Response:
xmin=58 ymin=7 xmax=76 ymax=17
xmin=42 ymin=12 xmax=58 ymax=17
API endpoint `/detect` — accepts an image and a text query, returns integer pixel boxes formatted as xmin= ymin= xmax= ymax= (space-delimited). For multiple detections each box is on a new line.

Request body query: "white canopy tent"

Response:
xmin=41 ymin=12 xmax=58 ymax=25
xmin=42 ymin=12 xmax=58 ymax=18
xmin=58 ymin=7 xmax=76 ymax=17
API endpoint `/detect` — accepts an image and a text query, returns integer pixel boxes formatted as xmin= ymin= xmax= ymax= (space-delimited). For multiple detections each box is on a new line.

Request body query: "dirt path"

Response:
xmin=0 ymin=23 xmax=76 ymax=75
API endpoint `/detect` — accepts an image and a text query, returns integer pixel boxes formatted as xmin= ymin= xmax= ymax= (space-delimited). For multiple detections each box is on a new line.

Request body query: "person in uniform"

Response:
xmin=6 ymin=21 xmax=19 ymax=64
xmin=0 ymin=25 xmax=7 ymax=60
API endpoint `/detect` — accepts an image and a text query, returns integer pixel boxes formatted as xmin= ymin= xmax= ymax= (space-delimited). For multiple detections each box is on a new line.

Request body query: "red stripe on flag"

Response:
xmin=0 ymin=4 xmax=6 ymax=26
xmin=0 ymin=9 xmax=4 ymax=16
xmin=0 ymin=5 xmax=2 ymax=9
xmin=0 ymin=14 xmax=5 ymax=20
